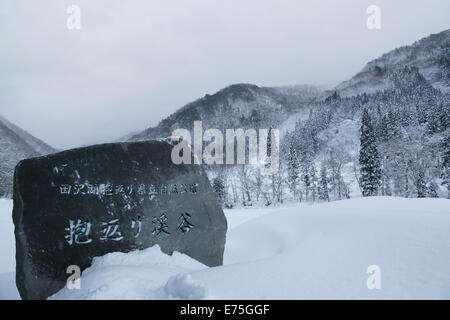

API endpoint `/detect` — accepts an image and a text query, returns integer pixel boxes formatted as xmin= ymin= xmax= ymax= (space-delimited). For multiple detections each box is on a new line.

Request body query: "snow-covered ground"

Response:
xmin=0 ymin=197 xmax=449 ymax=300
xmin=0 ymin=199 xmax=19 ymax=299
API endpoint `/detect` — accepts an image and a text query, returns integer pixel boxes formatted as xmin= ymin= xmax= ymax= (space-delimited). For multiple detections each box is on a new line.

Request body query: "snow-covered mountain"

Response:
xmin=125 ymin=30 xmax=449 ymax=206
xmin=335 ymin=29 xmax=450 ymax=97
xmin=0 ymin=116 xmax=56 ymax=198
xmin=130 ymin=30 xmax=449 ymax=143
xmin=2 ymin=30 xmax=448 ymax=203
xmin=128 ymin=84 xmax=325 ymax=141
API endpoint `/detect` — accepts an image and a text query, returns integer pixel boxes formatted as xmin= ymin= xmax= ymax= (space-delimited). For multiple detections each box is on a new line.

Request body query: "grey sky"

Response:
xmin=0 ymin=0 xmax=449 ymax=149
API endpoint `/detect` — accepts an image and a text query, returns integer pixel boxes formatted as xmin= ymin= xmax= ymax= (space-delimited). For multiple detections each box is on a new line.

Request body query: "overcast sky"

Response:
xmin=1 ymin=0 xmax=449 ymax=149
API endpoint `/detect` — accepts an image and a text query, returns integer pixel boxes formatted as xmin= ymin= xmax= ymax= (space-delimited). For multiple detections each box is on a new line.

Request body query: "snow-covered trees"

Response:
xmin=318 ymin=161 xmax=329 ymax=201
xmin=441 ymin=133 xmax=450 ymax=199
xmin=0 ymin=117 xmax=56 ymax=198
xmin=286 ymin=143 xmax=300 ymax=200
xmin=359 ymin=109 xmax=382 ymax=196
xmin=327 ymin=148 xmax=350 ymax=200
xmin=203 ymin=65 xmax=448 ymax=208
xmin=212 ymin=176 xmax=226 ymax=205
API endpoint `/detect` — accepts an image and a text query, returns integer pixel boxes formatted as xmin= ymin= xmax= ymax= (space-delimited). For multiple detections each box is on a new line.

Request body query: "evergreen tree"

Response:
xmin=359 ymin=109 xmax=382 ymax=196
xmin=267 ymin=126 xmax=277 ymax=202
xmin=441 ymin=133 xmax=450 ymax=199
xmin=287 ymin=143 xmax=300 ymax=200
xmin=415 ymin=168 xmax=427 ymax=198
xmin=309 ymin=165 xmax=318 ymax=202
xmin=300 ymin=161 xmax=312 ymax=201
xmin=379 ymin=114 xmax=390 ymax=142
xmin=380 ymin=155 xmax=392 ymax=196
xmin=212 ymin=176 xmax=226 ymax=205
xmin=318 ymin=161 xmax=329 ymax=201
xmin=387 ymin=111 xmax=400 ymax=140
xmin=427 ymin=181 xmax=439 ymax=198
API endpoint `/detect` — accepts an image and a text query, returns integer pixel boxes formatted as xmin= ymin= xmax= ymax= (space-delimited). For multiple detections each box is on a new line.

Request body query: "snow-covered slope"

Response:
xmin=47 ymin=197 xmax=450 ymax=300
xmin=2 ymin=197 xmax=449 ymax=300
xmin=126 ymin=30 xmax=449 ymax=145
xmin=128 ymin=83 xmax=324 ymax=142
xmin=0 ymin=199 xmax=18 ymax=299
xmin=0 ymin=116 xmax=55 ymax=156
xmin=335 ymin=29 xmax=450 ymax=96
xmin=0 ymin=116 xmax=56 ymax=198
xmin=119 ymin=30 xmax=449 ymax=209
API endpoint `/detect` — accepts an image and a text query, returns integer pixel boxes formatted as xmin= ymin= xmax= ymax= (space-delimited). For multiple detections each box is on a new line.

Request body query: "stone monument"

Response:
xmin=13 ymin=140 xmax=227 ymax=299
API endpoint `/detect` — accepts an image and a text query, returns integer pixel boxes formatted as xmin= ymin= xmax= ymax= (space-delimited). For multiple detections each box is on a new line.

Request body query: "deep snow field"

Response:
xmin=0 ymin=197 xmax=449 ymax=300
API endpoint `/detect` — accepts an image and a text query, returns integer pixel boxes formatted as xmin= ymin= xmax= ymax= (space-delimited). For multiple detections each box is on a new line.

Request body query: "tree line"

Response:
xmin=209 ymin=67 xmax=450 ymax=207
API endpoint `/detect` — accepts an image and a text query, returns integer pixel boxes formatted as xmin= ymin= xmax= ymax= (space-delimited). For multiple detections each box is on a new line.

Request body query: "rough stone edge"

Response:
xmin=12 ymin=139 xmax=227 ymax=299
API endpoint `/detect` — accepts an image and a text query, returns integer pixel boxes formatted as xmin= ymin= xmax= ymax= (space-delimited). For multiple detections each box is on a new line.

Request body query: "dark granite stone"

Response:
xmin=13 ymin=140 xmax=227 ymax=300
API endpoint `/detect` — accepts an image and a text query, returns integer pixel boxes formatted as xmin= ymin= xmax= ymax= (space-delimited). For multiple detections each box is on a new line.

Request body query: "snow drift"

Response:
xmin=0 ymin=197 xmax=449 ymax=299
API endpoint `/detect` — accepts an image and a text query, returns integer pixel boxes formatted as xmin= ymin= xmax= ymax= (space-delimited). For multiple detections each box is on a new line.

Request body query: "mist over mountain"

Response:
xmin=128 ymin=84 xmax=325 ymax=142
xmin=335 ymin=29 xmax=450 ymax=97
xmin=1 ymin=30 xmax=449 ymax=203
xmin=0 ymin=116 xmax=56 ymax=198
xmin=127 ymin=30 xmax=449 ymax=206
xmin=129 ymin=30 xmax=449 ymax=142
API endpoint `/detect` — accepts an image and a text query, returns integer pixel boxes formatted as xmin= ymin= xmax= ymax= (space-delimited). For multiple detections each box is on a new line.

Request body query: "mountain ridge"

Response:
xmin=128 ymin=29 xmax=450 ymax=143
xmin=335 ymin=29 xmax=450 ymax=97
xmin=126 ymin=29 xmax=449 ymax=205
xmin=128 ymin=83 xmax=325 ymax=141
xmin=0 ymin=116 xmax=56 ymax=198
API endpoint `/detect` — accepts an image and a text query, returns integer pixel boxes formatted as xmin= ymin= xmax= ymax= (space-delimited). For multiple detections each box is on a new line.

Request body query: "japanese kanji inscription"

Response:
xmin=13 ymin=141 xmax=227 ymax=300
